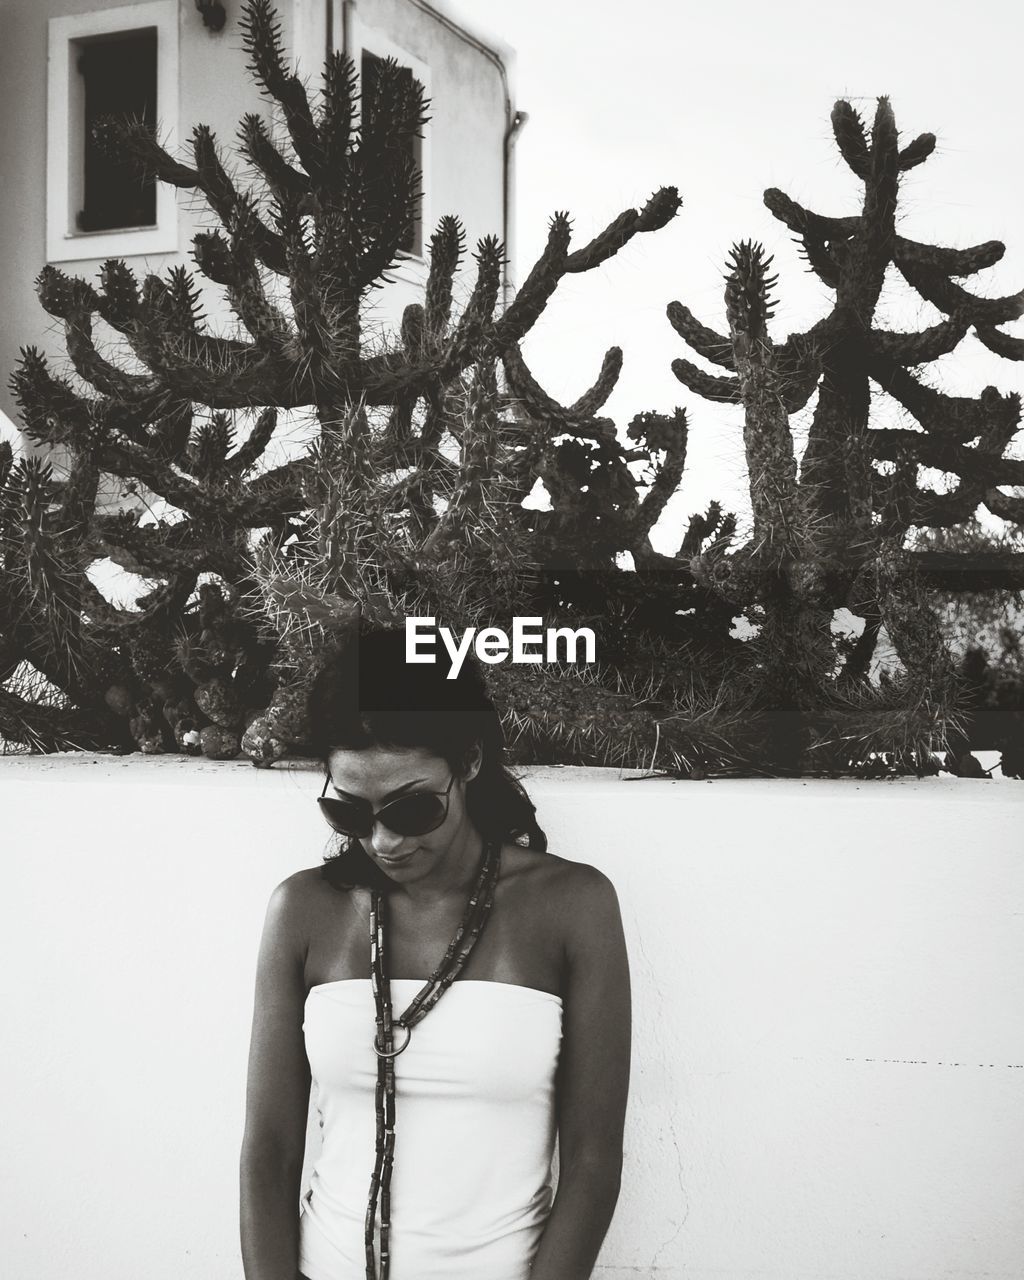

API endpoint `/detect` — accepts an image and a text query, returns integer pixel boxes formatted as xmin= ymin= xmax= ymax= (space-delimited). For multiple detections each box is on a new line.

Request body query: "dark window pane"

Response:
xmin=77 ymin=29 xmax=157 ymax=233
xmin=361 ymin=50 xmax=420 ymax=255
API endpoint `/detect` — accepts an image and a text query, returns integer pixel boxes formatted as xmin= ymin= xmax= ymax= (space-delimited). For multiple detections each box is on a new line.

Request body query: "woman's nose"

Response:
xmin=370 ymin=820 xmax=407 ymax=858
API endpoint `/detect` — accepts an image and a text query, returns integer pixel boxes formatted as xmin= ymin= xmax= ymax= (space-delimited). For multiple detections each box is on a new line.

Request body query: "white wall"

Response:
xmin=1 ymin=755 xmax=1022 ymax=1280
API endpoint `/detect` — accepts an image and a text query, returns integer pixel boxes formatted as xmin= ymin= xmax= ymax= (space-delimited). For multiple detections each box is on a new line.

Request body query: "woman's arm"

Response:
xmin=530 ymin=863 xmax=632 ymax=1280
xmin=240 ymin=875 xmax=312 ymax=1280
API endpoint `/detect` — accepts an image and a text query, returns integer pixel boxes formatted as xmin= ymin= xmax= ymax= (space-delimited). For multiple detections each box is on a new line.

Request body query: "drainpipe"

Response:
xmin=502 ymin=108 xmax=528 ymax=310
xmin=334 ymin=2 xmax=522 ymax=306
xmin=324 ymin=0 xmax=353 ymax=56
xmin=331 ymin=0 xmax=354 ymax=55
xmin=340 ymin=0 xmax=353 ymax=55
xmin=403 ymin=2 xmax=523 ymax=309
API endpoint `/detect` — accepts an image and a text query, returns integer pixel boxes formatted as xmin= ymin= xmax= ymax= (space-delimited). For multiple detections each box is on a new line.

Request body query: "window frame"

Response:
xmin=346 ymin=12 xmax=432 ymax=266
xmin=46 ymin=1 xmax=179 ymax=263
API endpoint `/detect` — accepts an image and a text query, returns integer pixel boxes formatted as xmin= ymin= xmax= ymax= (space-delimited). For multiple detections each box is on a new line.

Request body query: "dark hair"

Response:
xmin=307 ymin=624 xmax=547 ymax=888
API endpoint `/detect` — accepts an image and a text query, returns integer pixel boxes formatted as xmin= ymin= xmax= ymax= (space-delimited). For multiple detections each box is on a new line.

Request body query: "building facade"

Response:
xmin=0 ymin=0 xmax=519 ymax=449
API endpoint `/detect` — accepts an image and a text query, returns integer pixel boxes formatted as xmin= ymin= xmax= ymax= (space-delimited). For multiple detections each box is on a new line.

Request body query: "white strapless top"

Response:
xmin=299 ymin=978 xmax=563 ymax=1280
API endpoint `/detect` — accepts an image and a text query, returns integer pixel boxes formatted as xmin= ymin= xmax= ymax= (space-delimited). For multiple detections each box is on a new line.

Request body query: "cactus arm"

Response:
xmin=424 ymin=217 xmax=465 ymax=334
xmin=319 ymin=51 xmax=358 ymax=179
xmin=898 ymin=133 xmax=936 ymax=171
xmin=834 ymin=99 xmax=898 ymax=318
xmin=95 ymin=259 xmax=141 ymax=331
xmin=894 ymin=236 xmax=1005 ymax=276
xmin=275 ymin=193 xmax=333 ymax=391
xmin=133 ymin=276 xmax=257 ymax=368
xmin=983 ymin=487 xmax=1024 ymax=522
xmin=416 ymin=384 xmax=448 ymax=451
xmin=14 ymin=369 xmax=159 ymax=455
xmin=723 ymin=241 xmax=802 ymax=552
xmin=420 ymin=365 xmax=499 ymax=555
xmin=164 ymin=266 xmax=207 ymax=333
xmin=868 ymin=353 xmax=1021 ymax=441
xmin=974 ymin=326 xmax=1024 ymax=360
xmin=795 ymin=230 xmax=845 ymax=289
xmin=89 ymin=514 xmax=250 ymax=579
xmin=10 ymin=348 xmax=93 ymax=444
xmin=774 ymin=333 xmax=822 ymax=413
xmin=500 ymin=343 xmax=579 ymax=424
xmin=831 ymin=101 xmax=870 ymax=179
xmin=902 ymin=548 xmax=1024 ymax=591
xmin=384 ymin=394 xmax=419 ymax=460
xmin=501 ymin=345 xmax=624 ymax=442
xmin=0 ymin=683 xmax=125 ymax=753
xmin=869 ymin=450 xmax=985 ymax=532
xmin=188 ymin=413 xmax=236 ymax=479
xmin=763 ymin=188 xmax=861 ymax=240
xmin=869 ymin=317 xmax=969 ymax=364
xmin=235 ymin=462 xmax=304 ymax=525
xmin=477 ymin=214 xmax=569 ymax=356
xmin=353 ymin=151 xmax=425 ymax=292
xmin=678 ymin=501 xmax=733 ymax=558
xmin=875 ymin=400 xmax=1023 ymax=531
xmin=240 ymin=0 xmax=324 ymax=179
xmin=567 ymin=348 xmax=623 ymax=416
xmin=191 ymin=231 xmax=292 ymax=344
xmin=399 ymin=302 xmax=425 ymax=362
xmin=353 ymin=61 xmax=430 ymax=289
xmin=94 ymin=441 xmax=219 ymax=516
xmin=862 ymin=97 xmax=900 ymax=236
xmin=190 ymin=124 xmax=250 ymax=229
xmin=85 ymin=573 xmax=200 ymax=644
xmin=666 ymin=301 xmax=736 ymax=370
xmin=237 ymin=112 xmax=310 ymax=198
xmin=48 ymin=306 xmax=153 ymax=401
xmin=670 ymin=358 xmax=742 ymax=402
xmin=909 ymin=480 xmax=988 ymax=529
xmin=873 ymin=539 xmax=956 ymax=684
xmin=564 ymin=187 xmax=681 ymax=273
xmin=55 ymin=450 xmax=100 ymax=541
xmin=869 ymin=429 xmax=1024 ymax=485
xmin=630 ymin=408 xmax=689 ymax=542
xmin=443 ymin=237 xmax=504 ymax=366
xmin=895 ymin=260 xmax=1024 ymax=325
xmin=224 ymin=408 xmax=278 ymax=477
xmin=97 ymin=119 xmax=290 ymax=274
xmin=90 ymin=117 xmax=200 ymax=188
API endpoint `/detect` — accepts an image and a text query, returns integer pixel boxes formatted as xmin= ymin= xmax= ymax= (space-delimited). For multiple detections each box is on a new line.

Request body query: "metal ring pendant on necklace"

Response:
xmin=364 ymin=837 xmax=502 ymax=1280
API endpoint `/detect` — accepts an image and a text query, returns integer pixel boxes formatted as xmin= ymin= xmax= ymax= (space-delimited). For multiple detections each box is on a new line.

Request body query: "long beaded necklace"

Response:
xmin=364 ymin=835 xmax=502 ymax=1280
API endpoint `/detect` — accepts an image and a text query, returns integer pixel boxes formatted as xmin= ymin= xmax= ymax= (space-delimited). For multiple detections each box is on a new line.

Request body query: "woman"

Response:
xmin=240 ymin=625 xmax=631 ymax=1280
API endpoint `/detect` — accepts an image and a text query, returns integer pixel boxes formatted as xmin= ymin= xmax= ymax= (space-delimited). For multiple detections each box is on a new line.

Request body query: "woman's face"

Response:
xmin=325 ymin=743 xmax=482 ymax=884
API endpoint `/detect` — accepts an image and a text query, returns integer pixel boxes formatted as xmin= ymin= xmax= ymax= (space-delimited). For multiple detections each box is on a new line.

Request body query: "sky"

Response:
xmin=463 ymin=0 xmax=1024 ymax=550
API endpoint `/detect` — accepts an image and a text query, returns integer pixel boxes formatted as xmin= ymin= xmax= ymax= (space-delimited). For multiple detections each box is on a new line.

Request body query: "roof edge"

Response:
xmin=408 ymin=0 xmax=517 ymax=104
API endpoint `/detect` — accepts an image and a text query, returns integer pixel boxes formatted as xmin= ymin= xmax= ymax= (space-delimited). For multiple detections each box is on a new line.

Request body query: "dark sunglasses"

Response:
xmin=317 ymin=772 xmax=457 ymax=838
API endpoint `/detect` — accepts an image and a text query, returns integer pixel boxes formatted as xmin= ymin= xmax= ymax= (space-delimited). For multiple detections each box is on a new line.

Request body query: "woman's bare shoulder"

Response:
xmin=500 ymin=844 xmax=620 ymax=914
xmin=261 ymin=865 xmax=356 ymax=947
xmin=266 ymin=864 xmax=337 ymax=908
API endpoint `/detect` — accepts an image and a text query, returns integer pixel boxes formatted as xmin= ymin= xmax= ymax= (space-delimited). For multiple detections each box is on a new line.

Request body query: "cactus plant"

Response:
xmin=3 ymin=0 xmax=707 ymax=764
xmin=666 ymin=98 xmax=1024 ymax=773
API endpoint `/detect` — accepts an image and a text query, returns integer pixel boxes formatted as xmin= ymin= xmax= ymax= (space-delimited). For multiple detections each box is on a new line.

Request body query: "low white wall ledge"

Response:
xmin=3 ymin=755 xmax=1022 ymax=1279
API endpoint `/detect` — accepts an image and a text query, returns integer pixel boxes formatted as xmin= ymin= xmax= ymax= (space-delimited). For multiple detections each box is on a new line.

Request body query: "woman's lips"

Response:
xmin=376 ymin=848 xmax=416 ymax=867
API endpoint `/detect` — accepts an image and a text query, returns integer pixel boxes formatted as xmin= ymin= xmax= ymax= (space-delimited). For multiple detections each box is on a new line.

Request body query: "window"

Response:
xmin=47 ymin=2 xmax=179 ymax=262
xmin=76 ymin=30 xmax=158 ymax=233
xmin=360 ymin=50 xmax=420 ymax=257
xmin=346 ymin=15 xmax=432 ymax=263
